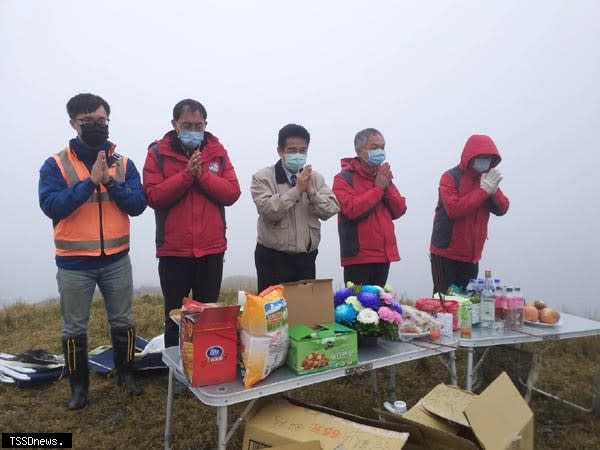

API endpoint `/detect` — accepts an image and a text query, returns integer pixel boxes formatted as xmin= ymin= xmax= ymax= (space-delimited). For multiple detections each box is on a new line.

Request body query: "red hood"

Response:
xmin=459 ymin=135 xmax=502 ymax=174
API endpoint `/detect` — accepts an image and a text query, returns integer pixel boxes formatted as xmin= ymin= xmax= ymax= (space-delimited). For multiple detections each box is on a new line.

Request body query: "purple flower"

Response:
xmin=389 ymin=302 xmax=403 ymax=315
xmin=358 ymin=292 xmax=381 ymax=310
xmin=334 ymin=288 xmax=355 ymax=306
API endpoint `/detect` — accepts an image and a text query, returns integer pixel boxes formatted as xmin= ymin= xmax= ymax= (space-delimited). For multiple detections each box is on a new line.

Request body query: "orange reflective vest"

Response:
xmin=52 ymin=145 xmax=130 ymax=256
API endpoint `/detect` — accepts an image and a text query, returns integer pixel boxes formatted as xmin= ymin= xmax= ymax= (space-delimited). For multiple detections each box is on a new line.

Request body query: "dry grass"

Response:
xmin=1 ymin=295 xmax=599 ymax=449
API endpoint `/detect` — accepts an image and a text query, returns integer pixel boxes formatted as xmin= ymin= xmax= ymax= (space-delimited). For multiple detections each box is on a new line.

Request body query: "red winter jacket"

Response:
xmin=430 ymin=135 xmax=510 ymax=263
xmin=332 ymin=157 xmax=407 ymax=266
xmin=143 ymin=130 xmax=241 ymax=258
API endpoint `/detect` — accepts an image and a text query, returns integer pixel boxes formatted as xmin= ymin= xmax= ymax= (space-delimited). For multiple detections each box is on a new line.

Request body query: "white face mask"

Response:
xmin=472 ymin=156 xmax=492 ymax=173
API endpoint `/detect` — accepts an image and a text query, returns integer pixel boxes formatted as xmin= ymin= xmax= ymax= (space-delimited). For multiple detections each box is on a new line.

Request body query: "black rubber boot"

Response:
xmin=111 ymin=327 xmax=143 ymax=396
xmin=62 ymin=335 xmax=89 ymax=410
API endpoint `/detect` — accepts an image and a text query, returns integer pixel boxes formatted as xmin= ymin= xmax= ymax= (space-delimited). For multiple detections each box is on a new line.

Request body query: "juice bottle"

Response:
xmin=460 ymin=300 xmax=473 ymax=339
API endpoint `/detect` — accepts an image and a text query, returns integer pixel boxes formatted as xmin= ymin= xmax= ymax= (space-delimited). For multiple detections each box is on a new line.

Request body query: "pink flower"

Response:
xmin=378 ymin=307 xmax=403 ymax=325
xmin=380 ymin=292 xmax=393 ymax=305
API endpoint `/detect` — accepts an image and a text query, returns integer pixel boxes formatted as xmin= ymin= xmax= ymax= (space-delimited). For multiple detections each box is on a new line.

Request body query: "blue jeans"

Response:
xmin=57 ymin=255 xmax=134 ymax=337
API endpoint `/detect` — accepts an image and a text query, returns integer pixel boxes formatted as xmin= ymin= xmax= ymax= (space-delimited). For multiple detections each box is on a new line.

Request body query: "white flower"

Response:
xmin=357 ymin=308 xmax=380 ymax=325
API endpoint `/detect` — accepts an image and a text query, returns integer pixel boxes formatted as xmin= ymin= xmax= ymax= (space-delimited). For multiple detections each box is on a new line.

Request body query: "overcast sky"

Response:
xmin=1 ymin=1 xmax=599 ymax=317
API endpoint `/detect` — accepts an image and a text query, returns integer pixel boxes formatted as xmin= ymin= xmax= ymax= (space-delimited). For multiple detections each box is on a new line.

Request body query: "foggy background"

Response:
xmin=1 ymin=1 xmax=599 ymax=318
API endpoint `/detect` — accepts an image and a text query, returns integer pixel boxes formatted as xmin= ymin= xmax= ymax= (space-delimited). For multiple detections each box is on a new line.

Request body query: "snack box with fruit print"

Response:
xmin=286 ymin=322 xmax=357 ymax=375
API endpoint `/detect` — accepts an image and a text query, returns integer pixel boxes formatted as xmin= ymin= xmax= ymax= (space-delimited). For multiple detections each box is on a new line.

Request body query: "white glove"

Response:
xmin=480 ymin=169 xmax=502 ymax=195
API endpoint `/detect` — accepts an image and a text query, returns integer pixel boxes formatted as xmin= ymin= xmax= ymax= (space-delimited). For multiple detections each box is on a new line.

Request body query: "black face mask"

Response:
xmin=80 ymin=123 xmax=109 ymax=148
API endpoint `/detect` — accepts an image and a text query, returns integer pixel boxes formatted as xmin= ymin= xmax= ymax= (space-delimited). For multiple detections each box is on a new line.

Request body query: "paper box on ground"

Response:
xmin=179 ymin=302 xmax=240 ymax=387
xmin=287 ymin=322 xmax=357 ymax=375
xmin=242 ymin=396 xmax=409 ymax=450
xmin=282 ymin=279 xmax=334 ymax=328
xmin=378 ymin=372 xmax=534 ymax=450
xmin=268 ymin=441 xmax=322 ymax=450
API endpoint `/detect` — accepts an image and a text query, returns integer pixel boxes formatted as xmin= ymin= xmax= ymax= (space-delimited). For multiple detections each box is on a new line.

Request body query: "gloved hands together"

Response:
xmin=480 ymin=168 xmax=502 ymax=195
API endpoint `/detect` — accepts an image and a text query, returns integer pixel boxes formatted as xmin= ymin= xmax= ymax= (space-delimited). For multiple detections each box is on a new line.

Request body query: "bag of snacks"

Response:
xmin=239 ymin=285 xmax=289 ymax=388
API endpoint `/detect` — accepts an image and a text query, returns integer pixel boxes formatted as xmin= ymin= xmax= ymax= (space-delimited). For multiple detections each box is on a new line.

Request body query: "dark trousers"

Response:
xmin=255 ymin=243 xmax=318 ymax=294
xmin=430 ymin=253 xmax=478 ymax=296
xmin=343 ymin=263 xmax=390 ymax=287
xmin=159 ymin=254 xmax=224 ymax=347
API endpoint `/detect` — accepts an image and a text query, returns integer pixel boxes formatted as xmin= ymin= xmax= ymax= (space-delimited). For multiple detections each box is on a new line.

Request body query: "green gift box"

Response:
xmin=286 ymin=322 xmax=358 ymax=375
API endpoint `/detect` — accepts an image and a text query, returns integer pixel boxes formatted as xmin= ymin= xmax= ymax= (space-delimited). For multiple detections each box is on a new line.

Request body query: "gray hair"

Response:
xmin=354 ymin=128 xmax=383 ymax=151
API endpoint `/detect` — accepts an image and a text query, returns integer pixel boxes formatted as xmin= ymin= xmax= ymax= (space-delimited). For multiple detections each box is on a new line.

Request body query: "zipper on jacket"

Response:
xmin=97 ymin=185 xmax=105 ymax=255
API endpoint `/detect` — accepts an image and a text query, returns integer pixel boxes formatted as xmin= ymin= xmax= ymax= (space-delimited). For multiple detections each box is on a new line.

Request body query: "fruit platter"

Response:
xmin=524 ymin=300 xmax=562 ymax=327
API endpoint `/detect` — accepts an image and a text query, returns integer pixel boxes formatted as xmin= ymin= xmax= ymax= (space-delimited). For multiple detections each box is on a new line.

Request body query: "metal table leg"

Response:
xmin=164 ymin=367 xmax=174 ymax=450
xmin=216 ymin=405 xmax=228 ymax=450
xmin=592 ymin=371 xmax=600 ymax=416
xmin=388 ymin=365 xmax=397 ymax=402
xmin=466 ymin=348 xmax=474 ymax=391
xmin=437 ymin=351 xmax=457 ymax=386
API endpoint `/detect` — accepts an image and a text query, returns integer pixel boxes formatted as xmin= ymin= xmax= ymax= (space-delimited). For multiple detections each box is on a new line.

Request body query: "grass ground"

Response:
xmin=1 ymin=294 xmax=599 ymax=449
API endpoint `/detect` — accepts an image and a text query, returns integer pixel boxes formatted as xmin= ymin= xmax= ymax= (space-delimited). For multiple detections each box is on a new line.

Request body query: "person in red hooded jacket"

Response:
xmin=143 ymin=99 xmax=241 ymax=347
xmin=332 ymin=128 xmax=407 ymax=287
xmin=429 ymin=134 xmax=510 ymax=295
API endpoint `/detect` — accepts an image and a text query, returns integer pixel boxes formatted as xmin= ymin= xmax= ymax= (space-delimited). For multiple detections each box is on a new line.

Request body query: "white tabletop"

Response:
xmin=456 ymin=312 xmax=600 ymax=347
xmin=162 ymin=335 xmax=457 ymax=407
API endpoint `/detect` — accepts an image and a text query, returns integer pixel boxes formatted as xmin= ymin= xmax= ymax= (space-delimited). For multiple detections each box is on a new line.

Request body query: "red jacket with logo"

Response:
xmin=143 ymin=130 xmax=241 ymax=258
xmin=430 ymin=135 xmax=510 ymax=263
xmin=332 ymin=157 xmax=407 ymax=266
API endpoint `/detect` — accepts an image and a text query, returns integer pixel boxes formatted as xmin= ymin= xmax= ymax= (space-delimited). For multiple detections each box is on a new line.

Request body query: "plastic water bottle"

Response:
xmin=504 ymin=287 xmax=515 ymax=329
xmin=513 ymin=287 xmax=525 ymax=329
xmin=460 ymin=300 xmax=473 ymax=339
xmin=480 ymin=270 xmax=495 ymax=332
xmin=495 ymin=284 xmax=505 ymax=321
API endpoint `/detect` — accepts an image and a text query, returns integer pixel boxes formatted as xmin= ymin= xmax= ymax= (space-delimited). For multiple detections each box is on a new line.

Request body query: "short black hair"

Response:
xmin=173 ymin=99 xmax=207 ymax=121
xmin=66 ymin=93 xmax=110 ymax=119
xmin=278 ymin=124 xmax=310 ymax=149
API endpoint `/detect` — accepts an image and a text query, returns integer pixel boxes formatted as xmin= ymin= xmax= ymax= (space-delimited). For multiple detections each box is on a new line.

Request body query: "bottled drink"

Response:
xmin=466 ymin=279 xmax=476 ymax=293
xmin=495 ymin=284 xmax=505 ymax=321
xmin=467 ymin=279 xmax=481 ymax=325
xmin=480 ymin=270 xmax=495 ymax=332
xmin=460 ymin=300 xmax=473 ymax=339
xmin=476 ymin=279 xmax=485 ymax=300
xmin=493 ymin=278 xmax=503 ymax=291
xmin=512 ymin=287 xmax=525 ymax=329
xmin=504 ymin=287 xmax=516 ymax=329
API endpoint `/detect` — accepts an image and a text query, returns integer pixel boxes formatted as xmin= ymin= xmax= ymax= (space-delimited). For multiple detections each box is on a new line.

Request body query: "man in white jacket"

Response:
xmin=251 ymin=124 xmax=340 ymax=293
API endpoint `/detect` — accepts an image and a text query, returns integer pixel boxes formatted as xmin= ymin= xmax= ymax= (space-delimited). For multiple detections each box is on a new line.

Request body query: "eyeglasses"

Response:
xmin=178 ymin=122 xmax=205 ymax=132
xmin=75 ymin=117 xmax=110 ymax=126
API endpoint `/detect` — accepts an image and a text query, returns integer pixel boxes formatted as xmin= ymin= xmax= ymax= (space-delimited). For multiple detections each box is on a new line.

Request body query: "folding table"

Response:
xmin=161 ymin=336 xmax=457 ymax=450
xmin=454 ymin=312 xmax=600 ymax=413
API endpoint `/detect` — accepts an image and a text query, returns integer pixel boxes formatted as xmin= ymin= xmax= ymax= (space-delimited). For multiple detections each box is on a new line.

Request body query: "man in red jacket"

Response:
xmin=332 ymin=128 xmax=407 ymax=287
xmin=143 ymin=99 xmax=241 ymax=347
xmin=429 ymin=134 xmax=510 ymax=295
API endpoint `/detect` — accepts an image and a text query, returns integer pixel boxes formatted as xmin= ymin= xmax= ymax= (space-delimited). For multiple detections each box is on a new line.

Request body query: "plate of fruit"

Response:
xmin=398 ymin=325 xmax=430 ymax=341
xmin=524 ymin=300 xmax=562 ymax=327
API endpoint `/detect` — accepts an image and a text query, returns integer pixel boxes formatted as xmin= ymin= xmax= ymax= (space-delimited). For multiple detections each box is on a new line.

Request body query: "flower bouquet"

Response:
xmin=333 ymin=282 xmax=403 ymax=342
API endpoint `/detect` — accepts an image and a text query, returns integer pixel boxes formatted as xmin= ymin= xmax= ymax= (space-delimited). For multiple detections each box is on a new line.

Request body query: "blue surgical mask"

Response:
xmin=367 ymin=148 xmax=386 ymax=166
xmin=284 ymin=153 xmax=307 ymax=172
xmin=472 ymin=156 xmax=492 ymax=173
xmin=179 ymin=130 xmax=204 ymax=148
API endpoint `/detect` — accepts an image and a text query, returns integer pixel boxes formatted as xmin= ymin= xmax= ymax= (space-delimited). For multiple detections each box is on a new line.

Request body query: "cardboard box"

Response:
xmin=242 ymin=397 xmax=409 ymax=450
xmin=179 ymin=302 xmax=240 ymax=387
xmin=282 ymin=279 xmax=334 ymax=328
xmin=287 ymin=322 xmax=357 ymax=375
xmin=378 ymin=372 xmax=534 ymax=450
xmin=268 ymin=441 xmax=322 ymax=450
